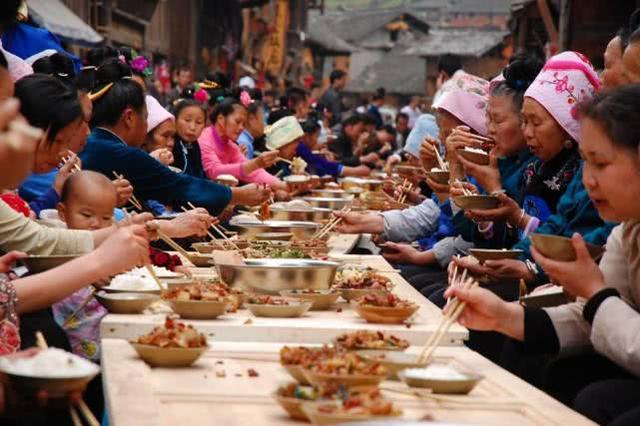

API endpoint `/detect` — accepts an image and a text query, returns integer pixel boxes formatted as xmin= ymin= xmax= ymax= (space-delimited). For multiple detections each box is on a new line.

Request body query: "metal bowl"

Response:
xmin=398 ymin=367 xmax=484 ymax=394
xmin=453 ymin=195 xmax=500 ymax=210
xmin=458 ymin=149 xmax=490 ymax=165
xmin=95 ymin=291 xmax=159 ymax=314
xmin=255 ymin=232 xmax=293 ymax=241
xmin=233 ymin=220 xmax=321 ymax=240
xmin=393 ymin=164 xmax=426 ymax=178
xmin=215 ymin=258 xmax=340 ymax=294
xmin=23 ymin=255 xmax=78 ymax=273
xmin=270 ymin=206 xmax=333 ymax=222
xmin=310 ymin=189 xmax=354 ymax=199
xmin=302 ymin=197 xmax=352 ymax=210
xmin=530 ymin=234 xmax=605 ymax=262
xmin=340 ymin=177 xmax=384 ymax=192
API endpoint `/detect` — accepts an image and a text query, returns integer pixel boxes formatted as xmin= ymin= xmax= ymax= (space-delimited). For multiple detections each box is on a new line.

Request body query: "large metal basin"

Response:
xmin=214 ymin=258 xmax=339 ymax=294
xmin=270 ymin=206 xmax=333 ymax=222
xmin=301 ymin=197 xmax=352 ymax=210
xmin=232 ymin=220 xmax=321 ymax=240
xmin=309 ymin=189 xmax=354 ymax=199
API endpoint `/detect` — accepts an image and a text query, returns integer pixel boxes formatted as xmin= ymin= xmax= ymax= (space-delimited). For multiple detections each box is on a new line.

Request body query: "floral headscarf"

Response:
xmin=435 ymin=72 xmax=490 ymax=136
xmin=524 ymin=51 xmax=600 ymax=142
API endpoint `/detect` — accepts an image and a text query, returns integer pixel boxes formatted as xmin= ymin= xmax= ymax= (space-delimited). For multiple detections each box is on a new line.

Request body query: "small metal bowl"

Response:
xmin=398 ymin=367 xmax=483 ymax=394
xmin=233 ymin=220 xmax=321 ymax=240
xmin=95 ymin=291 xmax=159 ymax=314
xmin=340 ymin=177 xmax=384 ymax=192
xmin=192 ymin=241 xmax=250 ymax=253
xmin=23 ymin=255 xmax=78 ymax=273
xmin=356 ymin=350 xmax=428 ymax=379
xmin=270 ymin=207 xmax=333 ymax=222
xmin=354 ymin=303 xmax=419 ymax=325
xmin=310 ymin=189 xmax=353 ymax=199
xmin=469 ymin=248 xmax=524 ymax=263
xmin=394 ymin=164 xmax=426 ymax=178
xmin=458 ymin=149 xmax=490 ymax=165
xmin=246 ymin=299 xmax=312 ymax=318
xmin=166 ymin=299 xmax=228 ymax=320
xmin=453 ymin=195 xmax=500 ymax=210
xmin=301 ymin=197 xmax=352 ymax=210
xmin=338 ymin=288 xmax=391 ymax=302
xmin=530 ymin=234 xmax=605 ymax=262
xmin=215 ymin=258 xmax=339 ymax=294
xmin=129 ymin=343 xmax=206 ymax=368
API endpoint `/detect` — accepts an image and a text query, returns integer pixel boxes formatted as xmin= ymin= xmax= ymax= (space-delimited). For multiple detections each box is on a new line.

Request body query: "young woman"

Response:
xmin=171 ymin=97 xmax=207 ymax=178
xmin=80 ymin=60 xmax=270 ymax=213
xmin=447 ymin=85 xmax=640 ymax=425
xmin=236 ymin=100 xmax=263 ymax=159
xmin=198 ymin=97 xmax=286 ymax=190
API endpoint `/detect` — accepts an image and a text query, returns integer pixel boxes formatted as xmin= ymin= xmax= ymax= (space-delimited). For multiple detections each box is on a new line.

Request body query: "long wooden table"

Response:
xmin=101 ymin=340 xmax=595 ymax=426
xmin=100 ymin=255 xmax=468 ymax=346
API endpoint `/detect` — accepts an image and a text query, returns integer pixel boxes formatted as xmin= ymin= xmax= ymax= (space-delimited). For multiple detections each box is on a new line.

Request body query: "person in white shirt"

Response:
xmin=400 ymin=96 xmax=422 ymax=129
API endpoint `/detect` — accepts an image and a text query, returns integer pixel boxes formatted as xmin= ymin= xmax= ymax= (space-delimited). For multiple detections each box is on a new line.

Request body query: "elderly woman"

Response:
xmin=447 ymin=84 xmax=640 ymax=425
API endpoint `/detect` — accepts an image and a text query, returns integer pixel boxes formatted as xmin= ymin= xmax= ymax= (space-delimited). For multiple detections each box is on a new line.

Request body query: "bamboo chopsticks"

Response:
xmin=111 ymin=171 xmax=144 ymax=211
xmin=312 ymin=206 xmax=350 ymax=240
xmin=418 ymin=276 xmax=479 ymax=364
xmin=186 ymin=202 xmax=240 ymax=250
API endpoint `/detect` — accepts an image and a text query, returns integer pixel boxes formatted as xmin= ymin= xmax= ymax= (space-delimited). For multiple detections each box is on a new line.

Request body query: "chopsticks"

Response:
xmin=433 ymin=143 xmax=448 ymax=172
xmin=180 ymin=206 xmax=217 ymax=241
xmin=34 ymin=333 xmax=100 ymax=426
xmin=62 ymin=287 xmax=96 ymax=328
xmin=122 ymin=209 xmax=163 ymax=291
xmin=187 ymin=202 xmax=240 ymax=250
xmin=63 ymin=150 xmax=82 ymax=172
xmin=418 ymin=276 xmax=479 ymax=364
xmin=397 ymin=179 xmax=413 ymax=204
xmin=312 ymin=206 xmax=351 ymax=240
xmin=277 ymin=157 xmax=293 ymax=165
xmin=454 ymin=179 xmax=473 ymax=196
xmin=111 ymin=171 xmax=143 ymax=211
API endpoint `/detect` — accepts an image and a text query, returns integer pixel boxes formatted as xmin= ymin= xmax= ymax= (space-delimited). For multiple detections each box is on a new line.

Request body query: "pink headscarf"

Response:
xmin=0 ymin=41 xmax=33 ymax=82
xmin=145 ymin=95 xmax=174 ymax=134
xmin=524 ymin=51 xmax=600 ymax=142
xmin=435 ymin=72 xmax=490 ymax=136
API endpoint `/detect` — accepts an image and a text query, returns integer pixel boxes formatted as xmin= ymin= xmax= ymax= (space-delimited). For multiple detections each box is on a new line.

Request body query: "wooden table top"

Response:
xmin=100 ymin=255 xmax=468 ymax=346
xmin=101 ymin=339 xmax=595 ymax=426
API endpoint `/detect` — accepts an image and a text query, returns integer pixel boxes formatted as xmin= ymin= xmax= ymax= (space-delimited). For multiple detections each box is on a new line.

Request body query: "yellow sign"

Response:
xmin=262 ymin=0 xmax=289 ymax=74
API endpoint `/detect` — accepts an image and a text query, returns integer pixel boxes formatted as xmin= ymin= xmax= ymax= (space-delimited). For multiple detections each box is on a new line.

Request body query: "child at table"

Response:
xmin=52 ymin=171 xmax=182 ymax=361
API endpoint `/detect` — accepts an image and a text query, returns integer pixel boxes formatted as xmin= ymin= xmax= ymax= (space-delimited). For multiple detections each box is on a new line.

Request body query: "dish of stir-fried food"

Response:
xmin=333 ymin=271 xmax=393 ymax=291
xmin=161 ymin=279 xmax=245 ymax=312
xmin=277 ymin=382 xmax=344 ymax=400
xmin=135 ymin=316 xmax=207 ymax=348
xmin=356 ymin=293 xmax=417 ymax=309
xmin=280 ymin=345 xmax=339 ymax=366
xmin=246 ymin=295 xmax=294 ymax=306
xmin=334 ymin=330 xmax=409 ymax=351
xmin=307 ymin=352 xmax=387 ymax=376
xmin=241 ymin=247 xmax=310 ymax=259
xmin=315 ymin=388 xmax=399 ymax=416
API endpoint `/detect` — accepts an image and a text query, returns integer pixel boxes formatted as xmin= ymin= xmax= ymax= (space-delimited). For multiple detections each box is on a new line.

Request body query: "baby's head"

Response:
xmin=57 ymin=171 xmax=117 ymax=230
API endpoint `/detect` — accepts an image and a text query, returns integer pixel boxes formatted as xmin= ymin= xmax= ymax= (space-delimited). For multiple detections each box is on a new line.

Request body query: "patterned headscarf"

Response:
xmin=435 ymin=72 xmax=490 ymax=136
xmin=524 ymin=51 xmax=600 ymax=142
xmin=403 ymin=114 xmax=439 ymax=158
xmin=145 ymin=95 xmax=174 ymax=134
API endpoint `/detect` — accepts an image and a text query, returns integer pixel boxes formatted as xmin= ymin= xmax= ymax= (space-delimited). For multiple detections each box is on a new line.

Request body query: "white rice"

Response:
xmin=108 ymin=274 xmax=166 ymax=291
xmin=0 ymin=348 xmax=99 ymax=379
xmin=403 ymin=364 xmax=468 ymax=381
xmin=463 ymin=147 xmax=487 ymax=155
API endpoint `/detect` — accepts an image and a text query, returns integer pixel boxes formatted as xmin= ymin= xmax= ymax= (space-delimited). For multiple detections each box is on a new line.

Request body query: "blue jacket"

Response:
xmin=296 ymin=143 xmax=343 ymax=177
xmin=80 ymin=128 xmax=231 ymax=215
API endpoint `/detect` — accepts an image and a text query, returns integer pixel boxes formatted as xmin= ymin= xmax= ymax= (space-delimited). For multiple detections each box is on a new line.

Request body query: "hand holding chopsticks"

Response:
xmin=313 ymin=206 xmax=351 ymax=239
xmin=187 ymin=202 xmax=240 ymax=250
xmin=111 ymin=171 xmax=143 ymax=211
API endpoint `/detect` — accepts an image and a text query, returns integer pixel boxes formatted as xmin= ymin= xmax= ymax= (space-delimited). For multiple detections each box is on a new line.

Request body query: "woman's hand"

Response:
xmin=112 ymin=176 xmax=134 ymax=208
xmin=443 ymin=285 xmax=525 ymax=340
xmin=381 ymin=242 xmax=421 ymax=264
xmin=425 ymin=176 xmax=450 ymax=194
xmin=163 ymin=208 xmax=216 ymax=238
xmin=531 ymin=233 xmax=606 ymax=299
xmin=274 ymin=189 xmax=292 ymax=201
xmin=230 ymin=184 xmax=272 ymax=206
xmin=450 ymin=180 xmax=478 ymax=198
xmin=465 ymin=192 xmax=521 ymax=223
xmin=334 ymin=212 xmax=384 ymax=234
xmin=149 ymin=148 xmax=174 ymax=166
xmin=458 ymin=148 xmax=502 ymax=194
xmin=483 ymin=258 xmax=534 ymax=282
xmin=53 ymin=153 xmax=80 ymax=195
xmin=252 ymin=151 xmax=279 ymax=169
xmin=0 ymin=251 xmax=28 ymax=273
xmin=94 ymin=225 xmax=150 ymax=277
xmin=419 ymin=137 xmax=439 ymax=171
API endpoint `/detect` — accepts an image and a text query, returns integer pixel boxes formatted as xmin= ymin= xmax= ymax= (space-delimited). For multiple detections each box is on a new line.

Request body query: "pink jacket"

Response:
xmin=198 ymin=126 xmax=280 ymax=186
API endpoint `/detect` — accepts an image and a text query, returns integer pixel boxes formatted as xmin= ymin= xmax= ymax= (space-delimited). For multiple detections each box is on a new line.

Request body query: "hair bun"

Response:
xmin=503 ymin=53 xmax=543 ymax=92
xmin=94 ymin=58 xmax=132 ymax=88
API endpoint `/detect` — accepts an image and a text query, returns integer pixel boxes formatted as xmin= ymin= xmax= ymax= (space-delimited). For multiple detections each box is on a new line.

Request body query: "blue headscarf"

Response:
xmin=403 ymin=114 xmax=439 ymax=158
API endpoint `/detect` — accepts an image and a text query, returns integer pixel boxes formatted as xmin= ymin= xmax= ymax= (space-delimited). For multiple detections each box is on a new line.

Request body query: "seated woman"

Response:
xmin=80 ymin=60 xmax=270 ymax=214
xmin=447 ymin=85 xmax=640 ymax=425
xmin=198 ymin=96 xmax=287 ymax=192
xmin=143 ymin=94 xmax=175 ymax=167
xmin=170 ymin=92 xmax=208 ymax=178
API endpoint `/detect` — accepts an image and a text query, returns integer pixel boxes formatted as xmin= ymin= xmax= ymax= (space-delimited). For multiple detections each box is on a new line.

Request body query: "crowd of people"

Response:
xmin=0 ymin=0 xmax=640 ymax=424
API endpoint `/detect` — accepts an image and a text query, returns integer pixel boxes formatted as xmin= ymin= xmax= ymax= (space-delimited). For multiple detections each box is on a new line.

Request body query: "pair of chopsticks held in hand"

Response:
xmin=34 ymin=333 xmax=100 ymax=426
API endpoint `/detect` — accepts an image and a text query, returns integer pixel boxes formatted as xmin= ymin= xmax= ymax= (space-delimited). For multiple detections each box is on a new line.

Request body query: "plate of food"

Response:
xmin=245 ymin=296 xmax=312 ymax=318
xmin=280 ymin=289 xmax=340 ymax=310
xmin=280 ymin=345 xmax=339 ymax=384
xmin=302 ymin=352 xmax=388 ymax=388
xmin=130 ymin=317 xmax=208 ymax=367
xmin=356 ymin=350 xmax=428 ymax=379
xmin=274 ymin=382 xmax=342 ymax=421
xmin=334 ymin=331 xmax=409 ymax=352
xmin=0 ymin=348 xmax=100 ymax=396
xmin=398 ymin=364 xmax=483 ymax=394
xmin=458 ymin=147 xmax=490 ymax=165
xmin=354 ymin=294 xmax=419 ymax=324
xmin=301 ymin=388 xmax=402 ymax=425
xmin=161 ymin=283 xmax=231 ymax=319
xmin=468 ymin=248 xmax=524 ymax=263
xmin=529 ymin=234 xmax=605 ymax=262
xmin=94 ymin=291 xmax=159 ymax=314
xmin=192 ymin=240 xmax=251 ymax=253
xmin=333 ymin=271 xmax=394 ymax=301
xmin=452 ymin=195 xmax=500 ymax=210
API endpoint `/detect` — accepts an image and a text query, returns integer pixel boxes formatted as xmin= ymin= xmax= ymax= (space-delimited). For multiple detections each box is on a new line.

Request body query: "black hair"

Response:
xmin=329 ymin=69 xmax=347 ymax=84
xmin=0 ymin=0 xmax=20 ymax=31
xmin=437 ymin=54 xmax=462 ymax=77
xmin=396 ymin=112 xmax=409 ymax=122
xmin=380 ymin=124 xmax=396 ymax=137
xmin=85 ymin=47 xmax=119 ymax=68
xmin=176 ymin=64 xmax=192 ymax=74
xmin=210 ymin=97 xmax=245 ymax=124
xmin=0 ymin=50 xmax=7 ymax=70
xmin=173 ymin=98 xmax=206 ymax=121
xmin=301 ymin=118 xmax=320 ymax=134
xmin=32 ymin=53 xmax=77 ymax=89
xmin=286 ymin=86 xmax=308 ymax=110
xmin=342 ymin=114 xmax=364 ymax=128
xmin=247 ymin=88 xmax=263 ymax=102
xmin=361 ymin=112 xmax=377 ymax=126
xmin=90 ymin=59 xmax=145 ymax=128
xmin=373 ymin=87 xmax=386 ymax=101
xmin=14 ymin=74 xmax=82 ymax=145
xmin=579 ymin=84 xmax=640 ymax=152
xmin=246 ymin=100 xmax=263 ymax=116
xmin=267 ymin=107 xmax=294 ymax=125
xmin=491 ymin=53 xmax=543 ymax=111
